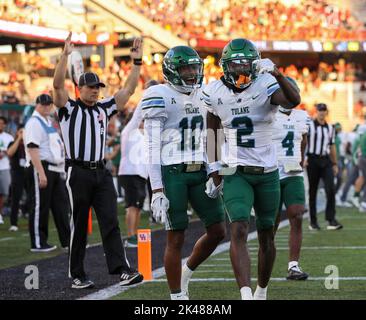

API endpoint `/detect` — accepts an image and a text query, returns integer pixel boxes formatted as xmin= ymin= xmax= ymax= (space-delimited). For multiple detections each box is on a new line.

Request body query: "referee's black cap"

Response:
xmin=78 ymin=72 xmax=106 ymax=88
xmin=36 ymin=93 xmax=53 ymax=105
xmin=316 ymin=103 xmax=328 ymax=111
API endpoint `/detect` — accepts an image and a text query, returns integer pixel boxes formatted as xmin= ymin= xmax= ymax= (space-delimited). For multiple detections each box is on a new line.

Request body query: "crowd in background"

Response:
xmin=0 ymin=0 xmax=43 ymax=26
xmin=125 ymin=0 xmax=366 ymax=40
xmin=1 ymin=0 xmax=366 ymax=41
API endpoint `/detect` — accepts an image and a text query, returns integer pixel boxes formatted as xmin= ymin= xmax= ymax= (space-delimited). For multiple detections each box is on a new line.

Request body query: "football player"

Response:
xmin=142 ymin=46 xmax=226 ymax=300
xmin=204 ymin=38 xmax=301 ymax=300
xmin=272 ymin=78 xmax=310 ymax=280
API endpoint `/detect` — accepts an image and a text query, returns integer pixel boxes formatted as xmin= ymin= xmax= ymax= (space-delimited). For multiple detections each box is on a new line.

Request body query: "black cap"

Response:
xmin=316 ymin=103 xmax=328 ymax=111
xmin=78 ymin=72 xmax=105 ymax=88
xmin=36 ymin=94 xmax=53 ymax=105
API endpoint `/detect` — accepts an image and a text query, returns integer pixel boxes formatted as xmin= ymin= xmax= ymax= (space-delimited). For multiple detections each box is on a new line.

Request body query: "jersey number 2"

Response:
xmin=231 ymin=116 xmax=255 ymax=148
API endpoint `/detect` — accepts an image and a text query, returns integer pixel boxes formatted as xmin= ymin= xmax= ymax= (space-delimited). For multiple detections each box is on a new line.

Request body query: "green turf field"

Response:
xmin=0 ymin=205 xmax=161 ymax=270
xmin=112 ymin=208 xmax=366 ymax=300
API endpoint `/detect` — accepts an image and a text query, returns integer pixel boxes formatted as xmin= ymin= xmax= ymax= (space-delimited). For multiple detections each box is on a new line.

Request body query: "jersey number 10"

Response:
xmin=179 ymin=115 xmax=204 ymax=151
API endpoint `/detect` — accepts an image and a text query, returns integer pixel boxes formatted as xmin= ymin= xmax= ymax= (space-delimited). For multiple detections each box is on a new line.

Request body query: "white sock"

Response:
xmin=254 ymin=285 xmax=267 ymax=300
xmin=181 ymin=263 xmax=194 ymax=295
xmin=170 ymin=292 xmax=189 ymax=300
xmin=240 ymin=286 xmax=253 ymax=300
xmin=288 ymin=261 xmax=299 ymax=270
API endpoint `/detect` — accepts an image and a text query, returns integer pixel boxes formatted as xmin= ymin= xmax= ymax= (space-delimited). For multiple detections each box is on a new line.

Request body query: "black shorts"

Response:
xmin=119 ymin=175 xmax=146 ymax=209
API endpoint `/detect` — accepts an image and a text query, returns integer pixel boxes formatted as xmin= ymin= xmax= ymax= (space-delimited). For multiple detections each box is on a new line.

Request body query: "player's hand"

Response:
xmin=254 ymin=58 xmax=278 ymax=76
xmin=63 ymin=31 xmax=74 ymax=56
xmin=332 ymin=164 xmax=339 ymax=176
xmin=151 ymin=191 xmax=169 ymax=224
xmin=38 ymin=172 xmax=48 ymax=189
xmin=130 ymin=37 xmax=143 ymax=60
xmin=17 ymin=128 xmax=24 ymax=140
xmin=205 ymin=172 xmax=223 ymax=198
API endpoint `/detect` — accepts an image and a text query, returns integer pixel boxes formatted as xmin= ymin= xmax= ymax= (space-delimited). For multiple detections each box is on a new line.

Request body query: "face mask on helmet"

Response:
xmin=224 ymin=59 xmax=254 ymax=89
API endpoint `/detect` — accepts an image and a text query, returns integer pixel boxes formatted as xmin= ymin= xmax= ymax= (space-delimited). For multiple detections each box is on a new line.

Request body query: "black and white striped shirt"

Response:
xmin=58 ymin=97 xmax=118 ymax=161
xmin=307 ymin=119 xmax=335 ymax=156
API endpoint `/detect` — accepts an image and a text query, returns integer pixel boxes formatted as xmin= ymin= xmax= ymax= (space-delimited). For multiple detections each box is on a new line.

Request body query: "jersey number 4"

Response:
xmin=232 ymin=116 xmax=254 ymax=148
xmin=179 ymin=115 xmax=204 ymax=151
xmin=282 ymin=131 xmax=294 ymax=156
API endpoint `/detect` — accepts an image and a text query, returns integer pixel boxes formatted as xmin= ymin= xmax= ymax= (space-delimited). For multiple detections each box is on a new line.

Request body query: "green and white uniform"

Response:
xmin=142 ymin=83 xmax=224 ymax=231
xmin=203 ymin=73 xmax=281 ymax=230
xmin=272 ymin=109 xmax=310 ymax=208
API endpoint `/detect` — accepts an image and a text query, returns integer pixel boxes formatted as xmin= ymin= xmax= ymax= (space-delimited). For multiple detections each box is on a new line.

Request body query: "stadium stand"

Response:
xmin=124 ymin=0 xmax=366 ymax=41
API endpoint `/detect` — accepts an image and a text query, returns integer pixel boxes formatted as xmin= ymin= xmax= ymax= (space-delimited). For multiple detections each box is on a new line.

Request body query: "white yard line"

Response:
xmin=80 ymin=218 xmax=291 ymax=300
xmin=147 ymin=276 xmax=366 ymax=282
xmin=0 ymin=237 xmax=14 ymax=242
xmin=211 ymin=257 xmax=257 ymax=261
xmin=250 ymin=246 xmax=366 ymax=251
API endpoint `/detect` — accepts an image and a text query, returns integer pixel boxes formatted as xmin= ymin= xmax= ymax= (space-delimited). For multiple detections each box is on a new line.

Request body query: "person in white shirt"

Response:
xmin=118 ymin=107 xmax=148 ymax=248
xmin=0 ymin=116 xmax=14 ymax=225
xmin=24 ymin=94 xmax=70 ymax=252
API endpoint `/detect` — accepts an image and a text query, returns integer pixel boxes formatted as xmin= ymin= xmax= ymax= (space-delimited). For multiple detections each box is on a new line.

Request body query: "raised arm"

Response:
xmin=53 ymin=32 xmax=74 ymax=108
xmin=270 ymin=73 xmax=301 ymax=108
xmin=7 ymin=129 xmax=23 ymax=157
xmin=115 ymin=38 xmax=143 ymax=111
xmin=255 ymin=58 xmax=301 ymax=108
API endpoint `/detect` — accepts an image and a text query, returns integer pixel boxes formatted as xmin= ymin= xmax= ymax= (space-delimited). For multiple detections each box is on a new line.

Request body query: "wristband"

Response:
xmin=133 ymin=58 xmax=142 ymax=66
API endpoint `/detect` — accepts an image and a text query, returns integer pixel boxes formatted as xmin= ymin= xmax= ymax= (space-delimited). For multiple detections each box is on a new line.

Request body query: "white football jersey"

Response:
xmin=203 ymin=73 xmax=280 ymax=171
xmin=142 ymin=83 xmax=206 ymax=165
xmin=272 ymin=109 xmax=310 ymax=179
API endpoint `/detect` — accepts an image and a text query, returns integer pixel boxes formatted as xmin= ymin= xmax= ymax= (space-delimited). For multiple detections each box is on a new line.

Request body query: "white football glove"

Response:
xmin=205 ymin=177 xmax=224 ymax=198
xmin=151 ymin=192 xmax=169 ymax=224
xmin=254 ymin=58 xmax=276 ymax=74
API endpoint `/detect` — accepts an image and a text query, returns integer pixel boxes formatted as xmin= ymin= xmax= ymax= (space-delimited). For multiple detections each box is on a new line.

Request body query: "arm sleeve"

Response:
xmin=58 ymin=98 xmax=76 ymax=122
xmin=301 ymin=111 xmax=311 ymax=135
xmin=329 ymin=125 xmax=336 ymax=145
xmin=24 ymin=119 xmax=42 ymax=148
xmin=144 ymin=118 xmax=165 ymax=190
xmin=140 ymin=86 xmax=167 ymax=120
xmin=141 ymin=86 xmax=167 ymax=190
xmin=99 ymin=96 xmax=117 ymax=119
xmin=201 ymin=87 xmax=218 ymax=116
xmin=264 ymin=74 xmax=280 ymax=97
xmin=121 ymin=103 xmax=143 ymax=137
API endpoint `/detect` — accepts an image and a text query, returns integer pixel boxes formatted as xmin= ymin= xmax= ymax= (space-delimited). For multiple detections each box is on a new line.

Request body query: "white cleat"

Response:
xmin=253 ymin=285 xmax=267 ymax=300
xmin=240 ymin=287 xmax=254 ymax=300
xmin=170 ymin=292 xmax=189 ymax=300
xmin=8 ymin=225 xmax=18 ymax=232
xmin=339 ymin=201 xmax=352 ymax=208
xmin=0 ymin=214 xmax=4 ymax=224
xmin=359 ymin=202 xmax=366 ymax=213
xmin=350 ymin=196 xmax=360 ymax=208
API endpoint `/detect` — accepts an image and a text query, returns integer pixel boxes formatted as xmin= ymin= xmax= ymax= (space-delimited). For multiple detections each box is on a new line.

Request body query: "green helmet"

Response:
xmin=163 ymin=46 xmax=204 ymax=92
xmin=220 ymin=38 xmax=260 ymax=89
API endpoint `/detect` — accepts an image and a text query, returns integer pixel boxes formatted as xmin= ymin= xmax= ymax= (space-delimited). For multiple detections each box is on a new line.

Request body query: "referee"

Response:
xmin=53 ymin=32 xmax=143 ymax=289
xmin=24 ymin=94 xmax=70 ymax=252
xmin=306 ymin=103 xmax=343 ymax=231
